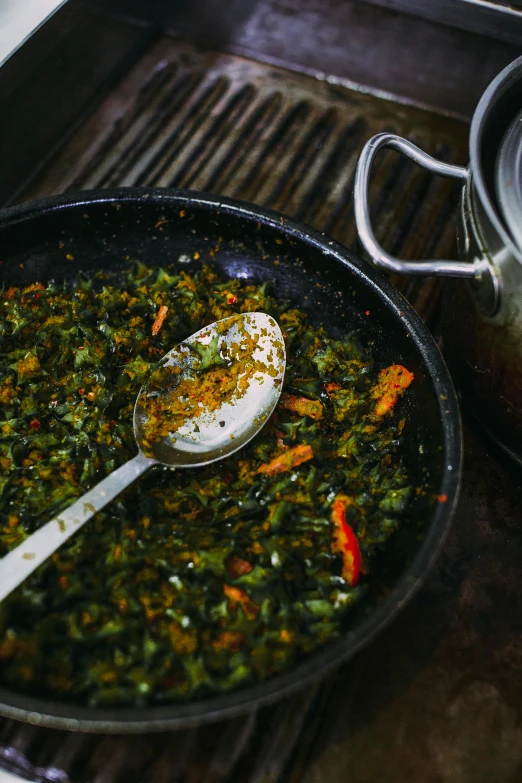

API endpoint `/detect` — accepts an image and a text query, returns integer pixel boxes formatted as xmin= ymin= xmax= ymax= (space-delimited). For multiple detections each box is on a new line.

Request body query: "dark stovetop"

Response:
xmin=2 ymin=35 xmax=522 ymax=783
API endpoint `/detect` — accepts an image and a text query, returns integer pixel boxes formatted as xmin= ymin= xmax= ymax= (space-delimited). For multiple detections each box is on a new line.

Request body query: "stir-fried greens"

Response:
xmin=0 ymin=263 xmax=413 ymax=706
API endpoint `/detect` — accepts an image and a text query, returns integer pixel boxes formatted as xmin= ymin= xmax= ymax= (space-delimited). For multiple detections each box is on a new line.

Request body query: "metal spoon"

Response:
xmin=0 ymin=312 xmax=286 ymax=602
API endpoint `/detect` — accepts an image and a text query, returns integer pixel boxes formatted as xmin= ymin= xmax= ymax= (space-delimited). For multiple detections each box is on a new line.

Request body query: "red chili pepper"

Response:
xmin=330 ymin=494 xmax=362 ymax=586
xmin=226 ymin=556 xmax=254 ymax=579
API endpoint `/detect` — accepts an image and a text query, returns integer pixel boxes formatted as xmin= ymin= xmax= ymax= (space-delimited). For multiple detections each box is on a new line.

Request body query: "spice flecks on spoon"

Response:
xmin=138 ymin=313 xmax=285 ymax=455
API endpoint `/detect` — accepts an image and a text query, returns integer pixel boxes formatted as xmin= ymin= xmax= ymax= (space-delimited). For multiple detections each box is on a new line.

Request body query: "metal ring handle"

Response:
xmin=354 ymin=133 xmax=481 ymax=278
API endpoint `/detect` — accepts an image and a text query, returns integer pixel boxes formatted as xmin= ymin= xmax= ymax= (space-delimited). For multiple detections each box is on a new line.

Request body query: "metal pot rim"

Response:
xmin=469 ymin=54 xmax=522 ymax=265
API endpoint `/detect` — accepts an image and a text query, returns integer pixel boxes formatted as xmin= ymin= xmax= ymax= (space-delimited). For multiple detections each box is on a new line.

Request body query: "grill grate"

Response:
xmin=3 ymin=36 xmax=470 ymax=783
xmin=20 ymin=39 xmax=469 ymax=323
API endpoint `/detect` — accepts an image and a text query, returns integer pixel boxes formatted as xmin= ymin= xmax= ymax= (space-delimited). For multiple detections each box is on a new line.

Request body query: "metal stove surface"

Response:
xmin=20 ymin=38 xmax=468 ymax=325
xmin=3 ymin=36 xmax=521 ymax=783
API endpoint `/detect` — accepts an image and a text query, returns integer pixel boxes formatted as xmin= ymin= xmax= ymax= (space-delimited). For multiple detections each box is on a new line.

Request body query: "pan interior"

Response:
xmin=0 ymin=191 xmax=459 ymax=730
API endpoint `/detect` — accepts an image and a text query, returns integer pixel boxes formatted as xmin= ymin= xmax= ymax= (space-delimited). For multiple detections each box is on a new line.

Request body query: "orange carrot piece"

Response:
xmin=213 ymin=631 xmax=245 ymax=652
xmin=257 ymin=443 xmax=314 ymax=475
xmin=331 ymin=494 xmax=362 ymax=586
xmin=278 ymin=393 xmax=323 ymax=420
xmin=371 ymin=364 xmax=414 ymax=417
xmin=224 ymin=585 xmax=259 ymax=620
xmin=151 ymin=305 xmax=168 ymax=336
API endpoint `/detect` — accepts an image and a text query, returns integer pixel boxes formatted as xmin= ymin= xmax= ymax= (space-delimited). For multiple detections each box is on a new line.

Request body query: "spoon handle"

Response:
xmin=0 ymin=452 xmax=155 ymax=603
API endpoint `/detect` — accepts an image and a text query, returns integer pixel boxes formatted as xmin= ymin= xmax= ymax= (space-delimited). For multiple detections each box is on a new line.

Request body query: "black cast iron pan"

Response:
xmin=0 ymin=189 xmax=461 ymax=732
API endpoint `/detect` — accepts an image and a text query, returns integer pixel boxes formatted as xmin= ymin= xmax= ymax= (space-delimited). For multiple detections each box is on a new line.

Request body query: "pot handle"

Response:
xmin=354 ymin=133 xmax=481 ymax=278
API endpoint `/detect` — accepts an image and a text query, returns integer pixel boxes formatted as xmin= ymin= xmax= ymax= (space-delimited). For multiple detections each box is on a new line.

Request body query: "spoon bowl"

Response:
xmin=0 ymin=312 xmax=285 ymax=603
xmin=135 ymin=312 xmax=285 ymax=466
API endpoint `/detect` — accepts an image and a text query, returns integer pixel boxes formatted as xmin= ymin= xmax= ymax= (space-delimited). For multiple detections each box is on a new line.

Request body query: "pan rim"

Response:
xmin=0 ymin=187 xmax=462 ymax=733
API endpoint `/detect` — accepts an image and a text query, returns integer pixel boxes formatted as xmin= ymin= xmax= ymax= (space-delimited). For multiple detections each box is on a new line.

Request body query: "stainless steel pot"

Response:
xmin=354 ymin=55 xmax=522 ymax=464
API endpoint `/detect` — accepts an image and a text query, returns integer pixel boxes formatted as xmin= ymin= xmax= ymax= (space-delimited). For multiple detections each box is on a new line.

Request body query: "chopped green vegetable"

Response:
xmin=0 ymin=263 xmax=413 ymax=706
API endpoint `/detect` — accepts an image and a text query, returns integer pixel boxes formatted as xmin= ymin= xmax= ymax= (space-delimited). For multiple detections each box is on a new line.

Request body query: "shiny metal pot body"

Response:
xmin=354 ymin=55 xmax=522 ymax=463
